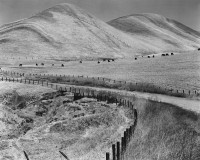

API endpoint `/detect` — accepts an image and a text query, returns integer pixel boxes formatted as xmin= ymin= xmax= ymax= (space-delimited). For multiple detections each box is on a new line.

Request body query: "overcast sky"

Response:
xmin=0 ymin=0 xmax=200 ymax=31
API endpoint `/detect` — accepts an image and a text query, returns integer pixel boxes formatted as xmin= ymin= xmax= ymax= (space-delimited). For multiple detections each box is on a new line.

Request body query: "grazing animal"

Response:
xmin=148 ymin=56 xmax=150 ymax=58
xmin=52 ymin=64 xmax=54 ymax=66
xmin=61 ymin=64 xmax=64 ymax=67
xmin=135 ymin=58 xmax=137 ymax=60
xmin=80 ymin=60 xmax=82 ymax=63
xmin=108 ymin=60 xmax=110 ymax=62
xmin=103 ymin=59 xmax=106 ymax=61
xmin=198 ymin=48 xmax=200 ymax=51
xmin=19 ymin=64 xmax=22 ymax=67
xmin=98 ymin=61 xmax=100 ymax=64
xmin=36 ymin=63 xmax=38 ymax=66
xmin=171 ymin=53 xmax=174 ymax=55
xmin=161 ymin=54 xmax=165 ymax=56
xmin=153 ymin=55 xmax=155 ymax=58
xmin=166 ymin=53 xmax=169 ymax=56
xmin=112 ymin=59 xmax=115 ymax=62
xmin=41 ymin=63 xmax=44 ymax=66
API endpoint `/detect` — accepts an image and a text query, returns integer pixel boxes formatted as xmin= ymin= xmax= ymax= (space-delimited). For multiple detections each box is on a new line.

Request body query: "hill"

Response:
xmin=0 ymin=3 xmax=200 ymax=61
xmin=108 ymin=13 xmax=200 ymax=55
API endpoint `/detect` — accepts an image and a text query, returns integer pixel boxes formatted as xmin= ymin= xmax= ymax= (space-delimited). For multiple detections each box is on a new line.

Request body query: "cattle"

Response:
xmin=80 ymin=60 xmax=82 ymax=63
xmin=98 ymin=61 xmax=100 ymax=64
xmin=108 ymin=60 xmax=110 ymax=62
xmin=135 ymin=57 xmax=137 ymax=60
xmin=52 ymin=64 xmax=54 ymax=66
xmin=41 ymin=63 xmax=44 ymax=66
xmin=148 ymin=56 xmax=150 ymax=58
xmin=153 ymin=55 xmax=155 ymax=58
xmin=61 ymin=64 xmax=64 ymax=67
xmin=103 ymin=59 xmax=106 ymax=61
xmin=36 ymin=63 xmax=38 ymax=66
xmin=112 ymin=59 xmax=115 ymax=62
xmin=198 ymin=48 xmax=200 ymax=51
xmin=19 ymin=64 xmax=22 ymax=67
xmin=161 ymin=54 xmax=166 ymax=56
xmin=166 ymin=53 xmax=169 ymax=56
xmin=171 ymin=53 xmax=174 ymax=55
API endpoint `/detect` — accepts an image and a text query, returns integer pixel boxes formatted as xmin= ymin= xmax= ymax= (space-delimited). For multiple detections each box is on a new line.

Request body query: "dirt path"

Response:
xmin=55 ymin=83 xmax=200 ymax=113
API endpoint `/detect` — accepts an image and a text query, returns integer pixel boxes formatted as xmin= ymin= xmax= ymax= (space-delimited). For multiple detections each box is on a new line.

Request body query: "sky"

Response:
xmin=0 ymin=0 xmax=200 ymax=31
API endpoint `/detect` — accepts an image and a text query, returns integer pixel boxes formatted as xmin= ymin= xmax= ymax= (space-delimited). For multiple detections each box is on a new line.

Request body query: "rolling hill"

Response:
xmin=108 ymin=14 xmax=200 ymax=54
xmin=0 ymin=3 xmax=200 ymax=61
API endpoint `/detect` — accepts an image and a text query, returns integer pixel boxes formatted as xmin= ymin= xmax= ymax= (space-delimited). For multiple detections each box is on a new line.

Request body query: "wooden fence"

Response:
xmin=1 ymin=69 xmax=199 ymax=97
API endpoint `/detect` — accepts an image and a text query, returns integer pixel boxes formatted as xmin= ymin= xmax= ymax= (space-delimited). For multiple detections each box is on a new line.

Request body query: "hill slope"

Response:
xmin=108 ymin=13 xmax=200 ymax=54
xmin=0 ymin=4 xmax=200 ymax=61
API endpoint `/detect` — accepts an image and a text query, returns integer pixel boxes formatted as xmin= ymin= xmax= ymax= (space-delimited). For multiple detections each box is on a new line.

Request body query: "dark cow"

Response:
xmin=135 ymin=57 xmax=137 ymax=60
xmin=148 ymin=56 xmax=150 ymax=58
xmin=98 ymin=61 xmax=100 ymax=64
xmin=171 ymin=53 xmax=174 ymax=55
xmin=198 ymin=48 xmax=200 ymax=51
xmin=80 ymin=60 xmax=82 ymax=63
xmin=161 ymin=54 xmax=166 ymax=56
xmin=103 ymin=59 xmax=106 ymax=61
xmin=52 ymin=64 xmax=54 ymax=66
xmin=108 ymin=60 xmax=110 ymax=62
xmin=166 ymin=53 xmax=169 ymax=56
xmin=41 ymin=63 xmax=44 ymax=66
xmin=112 ymin=59 xmax=115 ymax=62
xmin=19 ymin=64 xmax=22 ymax=67
xmin=61 ymin=64 xmax=64 ymax=67
xmin=36 ymin=63 xmax=38 ymax=66
xmin=153 ymin=55 xmax=155 ymax=58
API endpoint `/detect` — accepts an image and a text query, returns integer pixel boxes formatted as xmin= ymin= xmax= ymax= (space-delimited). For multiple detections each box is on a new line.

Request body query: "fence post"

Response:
xmin=106 ymin=152 xmax=110 ymax=160
xmin=112 ymin=144 xmax=116 ymax=160
xmin=121 ymin=137 xmax=124 ymax=160
xmin=124 ymin=131 xmax=126 ymax=150
xmin=117 ymin=142 xmax=120 ymax=160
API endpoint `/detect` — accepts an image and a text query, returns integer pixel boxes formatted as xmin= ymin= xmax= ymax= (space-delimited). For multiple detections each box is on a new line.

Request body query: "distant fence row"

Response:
xmin=1 ymin=69 xmax=199 ymax=97
xmin=0 ymin=76 xmax=138 ymax=160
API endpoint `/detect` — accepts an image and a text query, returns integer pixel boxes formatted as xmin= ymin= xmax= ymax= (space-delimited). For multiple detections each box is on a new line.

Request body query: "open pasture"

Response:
xmin=3 ymin=51 xmax=200 ymax=93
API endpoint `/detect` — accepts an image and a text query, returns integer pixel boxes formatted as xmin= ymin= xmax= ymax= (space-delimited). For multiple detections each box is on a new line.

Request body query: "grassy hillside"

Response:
xmin=0 ymin=3 xmax=200 ymax=61
xmin=108 ymin=13 xmax=200 ymax=55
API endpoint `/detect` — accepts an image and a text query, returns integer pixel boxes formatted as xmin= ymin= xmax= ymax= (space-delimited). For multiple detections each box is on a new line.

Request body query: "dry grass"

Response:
xmin=25 ymin=74 xmax=188 ymax=98
xmin=125 ymin=99 xmax=200 ymax=160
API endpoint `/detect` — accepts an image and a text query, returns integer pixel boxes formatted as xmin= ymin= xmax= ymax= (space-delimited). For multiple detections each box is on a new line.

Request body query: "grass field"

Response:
xmin=125 ymin=99 xmax=200 ymax=160
xmin=2 ymin=51 xmax=200 ymax=94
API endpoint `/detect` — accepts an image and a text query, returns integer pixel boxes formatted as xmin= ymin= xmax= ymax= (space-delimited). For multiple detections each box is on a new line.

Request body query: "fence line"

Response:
xmin=0 ymin=69 xmax=199 ymax=97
